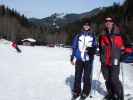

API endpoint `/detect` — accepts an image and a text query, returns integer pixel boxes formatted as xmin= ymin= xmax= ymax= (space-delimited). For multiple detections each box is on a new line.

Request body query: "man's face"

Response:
xmin=105 ymin=20 xmax=114 ymax=29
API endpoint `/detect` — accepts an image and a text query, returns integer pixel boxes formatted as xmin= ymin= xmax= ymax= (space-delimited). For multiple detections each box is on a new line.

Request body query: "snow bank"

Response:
xmin=0 ymin=43 xmax=133 ymax=100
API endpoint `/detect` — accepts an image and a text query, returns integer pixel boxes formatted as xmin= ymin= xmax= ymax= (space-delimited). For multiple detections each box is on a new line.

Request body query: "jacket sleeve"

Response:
xmin=120 ymin=35 xmax=133 ymax=61
xmin=120 ymin=35 xmax=133 ymax=54
xmin=70 ymin=35 xmax=78 ymax=61
xmin=12 ymin=42 xmax=17 ymax=48
xmin=99 ymin=35 xmax=106 ymax=64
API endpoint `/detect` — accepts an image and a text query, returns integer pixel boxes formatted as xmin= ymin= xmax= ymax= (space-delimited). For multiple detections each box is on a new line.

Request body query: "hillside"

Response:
xmin=29 ymin=8 xmax=101 ymax=28
xmin=65 ymin=0 xmax=133 ymax=45
xmin=0 ymin=0 xmax=133 ymax=45
xmin=0 ymin=5 xmax=45 ymax=42
xmin=0 ymin=5 xmax=102 ymax=44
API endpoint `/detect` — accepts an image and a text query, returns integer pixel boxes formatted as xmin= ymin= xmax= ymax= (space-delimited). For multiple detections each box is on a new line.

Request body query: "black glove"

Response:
xmin=70 ymin=55 xmax=74 ymax=62
xmin=86 ymin=47 xmax=96 ymax=55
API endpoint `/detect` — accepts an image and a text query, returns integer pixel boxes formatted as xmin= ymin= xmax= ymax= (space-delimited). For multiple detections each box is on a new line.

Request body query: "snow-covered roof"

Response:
xmin=0 ymin=39 xmax=11 ymax=44
xmin=22 ymin=38 xmax=36 ymax=42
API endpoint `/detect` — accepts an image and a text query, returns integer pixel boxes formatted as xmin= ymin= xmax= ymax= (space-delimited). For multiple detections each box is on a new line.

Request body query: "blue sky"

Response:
xmin=0 ymin=0 xmax=125 ymax=19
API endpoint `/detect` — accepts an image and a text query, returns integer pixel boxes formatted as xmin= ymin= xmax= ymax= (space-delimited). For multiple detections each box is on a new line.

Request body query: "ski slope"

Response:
xmin=0 ymin=40 xmax=133 ymax=100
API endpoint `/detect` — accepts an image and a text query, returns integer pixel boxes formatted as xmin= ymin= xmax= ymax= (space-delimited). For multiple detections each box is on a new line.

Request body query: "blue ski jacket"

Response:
xmin=71 ymin=31 xmax=97 ymax=62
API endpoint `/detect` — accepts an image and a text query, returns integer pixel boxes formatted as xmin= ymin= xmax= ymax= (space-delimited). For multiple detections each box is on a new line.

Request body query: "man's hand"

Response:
xmin=70 ymin=56 xmax=76 ymax=65
xmin=71 ymin=61 xmax=75 ymax=65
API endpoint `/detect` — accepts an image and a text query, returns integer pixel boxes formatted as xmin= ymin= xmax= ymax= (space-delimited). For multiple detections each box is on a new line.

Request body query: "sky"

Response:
xmin=0 ymin=0 xmax=125 ymax=19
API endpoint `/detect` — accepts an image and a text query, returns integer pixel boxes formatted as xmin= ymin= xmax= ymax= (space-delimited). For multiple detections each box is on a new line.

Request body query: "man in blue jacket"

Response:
xmin=70 ymin=22 xmax=97 ymax=100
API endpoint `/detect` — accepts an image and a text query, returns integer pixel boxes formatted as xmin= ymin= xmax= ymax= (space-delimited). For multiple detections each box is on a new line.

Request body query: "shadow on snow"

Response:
xmin=65 ymin=75 xmax=106 ymax=96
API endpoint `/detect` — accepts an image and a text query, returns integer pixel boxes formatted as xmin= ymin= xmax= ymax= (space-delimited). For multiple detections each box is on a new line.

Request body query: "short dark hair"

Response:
xmin=82 ymin=19 xmax=91 ymax=26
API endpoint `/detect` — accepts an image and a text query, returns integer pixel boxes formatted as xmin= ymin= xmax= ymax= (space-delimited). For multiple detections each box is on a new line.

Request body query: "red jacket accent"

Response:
xmin=113 ymin=35 xmax=124 ymax=48
xmin=12 ymin=41 xmax=17 ymax=48
xmin=124 ymin=48 xmax=133 ymax=53
xmin=100 ymin=34 xmax=124 ymax=66
xmin=100 ymin=34 xmax=133 ymax=67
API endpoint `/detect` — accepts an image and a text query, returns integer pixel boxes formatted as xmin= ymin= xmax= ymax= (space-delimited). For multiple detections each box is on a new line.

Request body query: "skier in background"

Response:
xmin=70 ymin=21 xmax=97 ymax=100
xmin=12 ymin=41 xmax=21 ymax=53
xmin=99 ymin=17 xmax=133 ymax=100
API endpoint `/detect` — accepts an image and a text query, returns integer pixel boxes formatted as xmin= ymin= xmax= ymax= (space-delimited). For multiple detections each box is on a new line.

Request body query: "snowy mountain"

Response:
xmin=0 ymin=41 xmax=133 ymax=100
xmin=29 ymin=8 xmax=102 ymax=27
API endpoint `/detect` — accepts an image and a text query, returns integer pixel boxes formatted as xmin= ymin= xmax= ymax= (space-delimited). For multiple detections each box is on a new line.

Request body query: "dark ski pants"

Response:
xmin=73 ymin=60 xmax=92 ymax=97
xmin=101 ymin=65 xmax=124 ymax=100
xmin=16 ymin=46 xmax=21 ymax=53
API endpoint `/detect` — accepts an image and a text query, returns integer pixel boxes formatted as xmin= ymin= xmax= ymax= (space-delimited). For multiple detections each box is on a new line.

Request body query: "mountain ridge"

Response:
xmin=29 ymin=8 xmax=102 ymax=27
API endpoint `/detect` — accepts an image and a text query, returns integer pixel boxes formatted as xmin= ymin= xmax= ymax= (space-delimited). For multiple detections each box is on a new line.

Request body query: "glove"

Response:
xmin=86 ymin=47 xmax=96 ymax=55
xmin=70 ymin=55 xmax=74 ymax=62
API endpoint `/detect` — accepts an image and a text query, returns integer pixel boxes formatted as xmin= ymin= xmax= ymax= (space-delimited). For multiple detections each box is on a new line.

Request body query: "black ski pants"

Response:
xmin=73 ymin=60 xmax=92 ymax=96
xmin=16 ymin=46 xmax=21 ymax=53
xmin=101 ymin=65 xmax=124 ymax=100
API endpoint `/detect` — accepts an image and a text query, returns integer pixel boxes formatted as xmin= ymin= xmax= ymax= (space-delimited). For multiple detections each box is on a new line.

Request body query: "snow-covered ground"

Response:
xmin=0 ymin=40 xmax=133 ymax=100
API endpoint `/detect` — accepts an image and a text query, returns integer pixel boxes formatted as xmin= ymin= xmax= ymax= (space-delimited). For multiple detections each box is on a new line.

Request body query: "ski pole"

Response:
xmin=121 ymin=63 xmax=124 ymax=85
xmin=93 ymin=67 xmax=101 ymax=96
xmin=120 ymin=62 xmax=125 ymax=100
xmin=90 ymin=55 xmax=101 ymax=98
xmin=90 ymin=65 xmax=93 ymax=98
xmin=93 ymin=56 xmax=101 ymax=97
xmin=90 ymin=56 xmax=94 ymax=98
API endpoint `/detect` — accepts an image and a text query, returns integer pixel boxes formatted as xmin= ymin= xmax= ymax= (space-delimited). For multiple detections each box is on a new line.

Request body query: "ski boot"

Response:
xmin=71 ymin=93 xmax=79 ymax=100
xmin=79 ymin=93 xmax=87 ymax=100
xmin=103 ymin=94 xmax=113 ymax=100
xmin=112 ymin=93 xmax=123 ymax=100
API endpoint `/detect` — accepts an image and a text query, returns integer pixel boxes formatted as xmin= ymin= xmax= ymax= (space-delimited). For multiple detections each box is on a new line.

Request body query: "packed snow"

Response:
xmin=0 ymin=40 xmax=133 ymax=100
